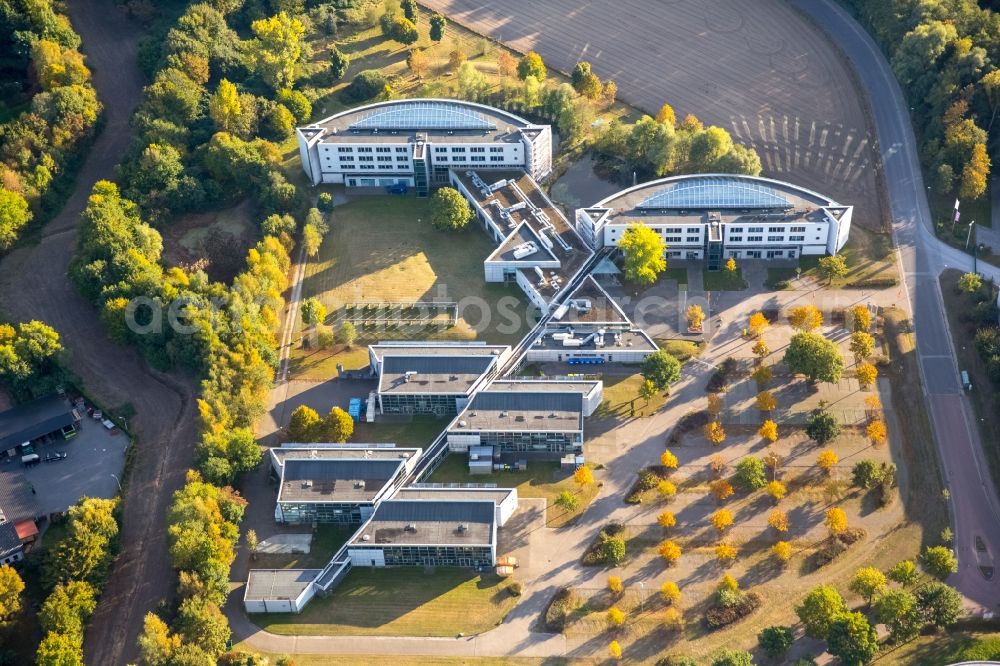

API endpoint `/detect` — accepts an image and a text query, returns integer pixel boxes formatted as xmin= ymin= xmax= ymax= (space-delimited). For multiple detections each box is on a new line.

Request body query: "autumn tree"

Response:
xmin=759 ymin=419 xmax=778 ymax=442
xmin=658 ymin=479 xmax=677 ymax=499
xmin=752 ymin=339 xmax=769 ymax=359
xmin=639 ymin=378 xmax=658 ymax=405
xmin=287 ymin=404 xmax=320 ymax=441
xmin=516 ymin=51 xmax=546 ymax=80
xmin=958 ymin=271 xmax=983 ymax=293
xmin=889 ymin=559 xmax=919 ymax=586
xmin=756 ymin=390 xmax=776 ymax=412
xmin=922 ymin=545 xmax=958 ymax=579
xmin=771 ymin=541 xmax=792 ymax=563
xmin=875 ymin=589 xmax=922 ymax=642
xmin=856 ymin=361 xmax=878 ymax=389
xmin=655 ymin=103 xmax=676 ymax=126
xmin=658 ymin=540 xmax=682 ymax=565
xmin=850 ymin=304 xmax=872 ymax=332
xmin=825 ymin=507 xmax=848 ymax=534
xmin=768 ymin=509 xmax=789 ymax=532
xmin=620 ymin=223 xmax=666 ymax=285
xmin=407 ymin=48 xmax=428 ymax=77
xmin=817 ymin=449 xmax=839 ymax=473
xmin=711 ymin=509 xmax=733 ymax=532
xmin=752 ymin=365 xmax=772 ymax=384
xmin=660 ymin=449 xmax=678 ymax=469
xmin=766 ymin=480 xmax=786 ymax=502
xmin=705 ymin=421 xmax=726 ymax=445
xmin=0 ymin=189 xmax=32 ymax=250
xmin=608 ymin=640 xmax=622 ymax=660
xmin=686 ymin=304 xmax=705 ymax=330
xmin=208 ymin=79 xmax=242 ymax=134
xmin=788 ymin=305 xmax=823 ymax=331
xmin=867 ymin=419 xmax=887 ymax=445
xmin=715 ymin=541 xmax=737 ymax=564
xmin=725 ymin=257 xmax=737 ymax=273
xmin=707 ymin=393 xmax=723 ymax=417
xmin=660 ymin=581 xmax=681 ymax=604
xmin=322 ymin=407 xmax=353 ymax=442
xmin=960 ymin=142 xmax=990 ymax=199
xmin=710 ymin=479 xmax=734 ymax=501
xmin=827 ymin=611 xmax=879 ymax=666
xmin=607 ymin=606 xmax=625 ymax=627
xmin=850 ymin=331 xmax=875 ymax=359
xmin=658 ymin=510 xmax=676 ymax=529
xmin=555 ymin=490 xmax=579 ymax=512
xmin=0 ymin=564 xmax=24 ymax=622
xmin=748 ymin=311 xmax=769 ymax=338
xmin=497 ymin=50 xmax=517 ymax=78
xmin=574 ymin=465 xmax=594 ymax=486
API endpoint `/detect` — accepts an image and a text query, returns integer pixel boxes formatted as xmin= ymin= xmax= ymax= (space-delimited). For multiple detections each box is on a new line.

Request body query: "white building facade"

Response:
xmin=576 ymin=174 xmax=853 ymax=270
xmin=296 ymin=99 xmax=552 ymax=196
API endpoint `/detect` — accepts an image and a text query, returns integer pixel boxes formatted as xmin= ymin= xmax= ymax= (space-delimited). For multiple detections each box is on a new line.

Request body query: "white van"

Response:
xmin=21 ymin=453 xmax=39 ymax=466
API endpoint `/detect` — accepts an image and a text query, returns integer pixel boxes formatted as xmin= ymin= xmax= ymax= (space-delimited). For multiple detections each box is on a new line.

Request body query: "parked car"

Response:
xmin=44 ymin=452 xmax=67 ymax=463
xmin=21 ymin=453 xmax=40 ymax=467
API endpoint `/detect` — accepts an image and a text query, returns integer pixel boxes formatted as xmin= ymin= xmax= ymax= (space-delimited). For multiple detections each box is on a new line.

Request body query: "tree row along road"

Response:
xmin=0 ymin=2 xmax=200 ymax=664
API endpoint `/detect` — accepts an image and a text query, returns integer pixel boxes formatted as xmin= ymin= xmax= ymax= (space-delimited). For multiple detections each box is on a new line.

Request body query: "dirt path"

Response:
xmin=0 ymin=2 xmax=200 ymax=664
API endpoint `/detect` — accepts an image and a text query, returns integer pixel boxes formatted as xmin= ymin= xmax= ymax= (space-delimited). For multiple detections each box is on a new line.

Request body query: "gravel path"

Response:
xmin=0 ymin=2 xmax=200 ymax=664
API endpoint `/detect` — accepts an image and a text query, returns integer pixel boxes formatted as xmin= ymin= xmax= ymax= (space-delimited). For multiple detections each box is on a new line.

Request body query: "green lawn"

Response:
xmin=654 ymin=339 xmax=701 ymax=362
xmin=702 ymin=267 xmax=747 ymax=291
xmin=252 ymin=568 xmax=518 ymax=637
xmin=250 ymin=525 xmax=354 ymax=570
xmin=427 ymin=456 xmax=598 ymax=527
xmin=352 ymin=415 xmax=447 ymax=448
xmin=287 ymin=196 xmax=531 ymax=380
xmin=662 ymin=266 xmax=689 ymax=287
xmin=594 ymin=372 xmax=667 ymax=419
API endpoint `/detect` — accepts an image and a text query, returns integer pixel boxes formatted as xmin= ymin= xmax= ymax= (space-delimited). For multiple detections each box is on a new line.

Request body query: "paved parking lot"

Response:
xmin=0 ymin=418 xmax=128 ymax=517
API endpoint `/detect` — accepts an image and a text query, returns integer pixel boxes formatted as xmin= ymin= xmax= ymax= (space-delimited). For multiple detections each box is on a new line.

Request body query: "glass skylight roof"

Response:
xmin=637 ymin=176 xmax=792 ymax=210
xmin=348 ymin=102 xmax=498 ymax=131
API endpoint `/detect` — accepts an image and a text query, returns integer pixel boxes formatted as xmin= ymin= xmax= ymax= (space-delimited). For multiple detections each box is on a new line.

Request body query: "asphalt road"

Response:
xmin=791 ymin=0 xmax=1000 ymax=609
xmin=0 ymin=1 xmax=200 ymax=663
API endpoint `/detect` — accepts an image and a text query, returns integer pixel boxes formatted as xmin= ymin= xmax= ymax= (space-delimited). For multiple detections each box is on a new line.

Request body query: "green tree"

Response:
xmin=0 ymin=564 xmax=24 ymax=622
xmin=875 ymin=589 xmax=922 ymax=642
xmin=337 ymin=321 xmax=357 ymax=347
xmin=921 ymin=545 xmax=958 ymax=578
xmin=805 ymin=408 xmax=841 ymax=444
xmin=329 ymin=45 xmax=350 ymax=80
xmin=248 ymin=12 xmax=306 ymax=90
xmin=401 ymin=0 xmax=418 ymax=23
xmin=39 ymin=581 xmax=96 ymax=635
xmin=137 ymin=612 xmax=178 ymax=666
xmin=849 ymin=567 xmax=888 ymax=604
xmin=0 ymin=188 xmax=32 ymax=249
xmin=710 ymin=649 xmax=754 ymax=666
xmin=323 ymin=406 xmax=354 ymax=442
xmin=784 ymin=332 xmax=844 ymax=383
xmin=851 ymin=459 xmax=881 ymax=489
xmin=916 ymin=581 xmax=962 ymax=628
xmin=555 ymin=490 xmax=579 ymax=512
xmin=429 ymin=12 xmax=446 ymax=41
xmin=36 ymin=632 xmax=83 ymax=666
xmin=600 ymin=533 xmax=626 ymax=565
xmin=277 ymin=88 xmax=311 ymax=122
xmin=303 ymin=223 xmax=322 ymax=257
xmin=827 ymin=611 xmax=879 ymax=665
xmin=300 ymin=297 xmax=327 ymax=328
xmin=176 ymin=595 xmax=231 ymax=658
xmin=619 ymin=223 xmax=666 ymax=285
xmin=888 ymin=560 xmax=919 ymax=586
xmin=287 ymin=404 xmax=320 ymax=441
xmin=960 ymin=142 xmax=990 ymax=200
xmin=818 ymin=254 xmax=849 ymax=284
xmin=734 ymin=457 xmax=767 ymax=492
xmin=958 ymin=272 xmax=982 ymax=293
xmin=639 ymin=378 xmax=658 ymax=404
xmin=641 ymin=350 xmax=681 ymax=391
xmin=757 ymin=625 xmax=793 ymax=659
xmin=388 ymin=16 xmax=418 ymax=45
xmin=795 ymin=584 xmax=846 ymax=638
xmin=517 ymin=51 xmax=546 ymax=80
xmin=429 ymin=187 xmax=472 ymax=230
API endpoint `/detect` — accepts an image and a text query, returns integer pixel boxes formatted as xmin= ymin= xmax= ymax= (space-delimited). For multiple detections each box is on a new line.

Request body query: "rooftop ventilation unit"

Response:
xmin=361 ymin=534 xmax=371 ymax=541
xmin=354 ymin=480 xmax=364 ymax=489
xmin=499 ymin=411 xmax=508 ymax=418
xmin=457 ymin=524 xmax=468 ymax=532
xmin=405 ymin=523 xmax=417 ymax=532
xmin=512 ymin=241 xmax=538 ymax=259
xmin=302 ymin=480 xmax=313 ymax=488
xmin=458 ymin=420 xmax=467 ymax=428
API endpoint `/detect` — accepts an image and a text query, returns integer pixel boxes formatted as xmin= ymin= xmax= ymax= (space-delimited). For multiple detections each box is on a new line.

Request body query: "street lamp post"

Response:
xmin=965 ymin=220 xmax=975 ymax=251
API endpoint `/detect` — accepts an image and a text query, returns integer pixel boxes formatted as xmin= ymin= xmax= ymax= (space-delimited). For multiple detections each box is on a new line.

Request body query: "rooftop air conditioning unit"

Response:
xmin=302 ymin=480 xmax=313 ymax=488
xmin=361 ymin=534 xmax=371 ymax=541
xmin=500 ymin=411 xmax=508 ymax=417
xmin=405 ymin=523 xmax=417 ymax=531
xmin=458 ymin=524 xmax=468 ymax=532
xmin=458 ymin=420 xmax=467 ymax=428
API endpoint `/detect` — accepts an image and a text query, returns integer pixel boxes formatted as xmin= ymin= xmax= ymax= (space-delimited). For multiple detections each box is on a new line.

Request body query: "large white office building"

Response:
xmin=576 ymin=174 xmax=853 ymax=270
xmin=296 ymin=99 xmax=552 ymax=196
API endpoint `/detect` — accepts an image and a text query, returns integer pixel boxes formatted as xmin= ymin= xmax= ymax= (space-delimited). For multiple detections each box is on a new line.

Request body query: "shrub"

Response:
xmin=758 ymin=625 xmax=793 ymax=659
xmin=734 ymin=457 xmax=767 ymax=491
xmin=543 ymin=588 xmax=579 ymax=632
xmin=660 ymin=581 xmax=681 ymax=604
xmin=705 ymin=590 xmax=762 ymax=629
xmin=922 ymin=545 xmax=958 ymax=578
xmin=342 ymin=70 xmax=388 ymax=102
xmin=607 ymin=606 xmax=625 ymax=627
xmin=508 ymin=581 xmax=522 ymax=597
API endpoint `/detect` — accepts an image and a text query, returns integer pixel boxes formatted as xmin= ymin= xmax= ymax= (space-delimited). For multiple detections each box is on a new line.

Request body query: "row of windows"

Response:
xmin=338 ymin=146 xmax=410 ymax=153
xmin=723 ymin=235 xmax=810 ymax=243
xmin=729 ymin=224 xmax=810 ymax=234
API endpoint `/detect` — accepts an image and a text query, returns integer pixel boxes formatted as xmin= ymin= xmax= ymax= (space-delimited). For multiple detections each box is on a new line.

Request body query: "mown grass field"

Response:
xmin=253 ymin=567 xmax=518 ymax=637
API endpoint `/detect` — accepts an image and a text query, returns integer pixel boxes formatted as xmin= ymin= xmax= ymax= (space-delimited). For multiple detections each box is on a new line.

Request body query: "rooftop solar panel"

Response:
xmin=348 ymin=101 xmax=498 ymax=131
xmin=637 ymin=176 xmax=793 ymax=210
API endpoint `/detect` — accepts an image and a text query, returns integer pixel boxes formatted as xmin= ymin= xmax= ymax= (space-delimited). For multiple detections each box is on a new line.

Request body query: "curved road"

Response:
xmin=0 ymin=1 xmax=200 ymax=663
xmin=791 ymin=0 xmax=1000 ymax=610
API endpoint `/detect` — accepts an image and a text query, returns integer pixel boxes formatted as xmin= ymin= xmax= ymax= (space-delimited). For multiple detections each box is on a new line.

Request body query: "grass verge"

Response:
xmin=702 ymin=268 xmax=747 ymax=291
xmin=252 ymin=568 xmax=517 ymax=637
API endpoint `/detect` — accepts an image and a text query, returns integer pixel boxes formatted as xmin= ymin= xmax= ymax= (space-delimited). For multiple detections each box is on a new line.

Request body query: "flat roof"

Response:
xmin=0 ymin=395 xmax=74 ymax=450
xmin=271 ymin=444 xmax=420 ymax=469
xmin=486 ymin=221 xmax=557 ymax=264
xmin=396 ymin=486 xmax=515 ymax=505
xmin=488 ymin=379 xmax=601 ymax=395
xmin=595 ymin=174 xmax=845 ymax=230
xmin=246 ymin=569 xmax=322 ymax=601
xmin=378 ymin=355 xmax=496 ymax=395
xmin=454 ymin=391 xmax=583 ymax=432
xmin=454 ymin=169 xmax=593 ymax=304
xmin=551 ymin=275 xmax=631 ymax=325
xmin=349 ymin=500 xmax=494 ymax=547
xmin=303 ymin=99 xmax=541 ymax=146
xmin=370 ymin=342 xmax=509 ymax=362
xmin=533 ymin=327 xmax=657 ymax=352
xmin=0 ymin=522 xmax=21 ymax=558
xmin=278 ymin=458 xmax=404 ymax=504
